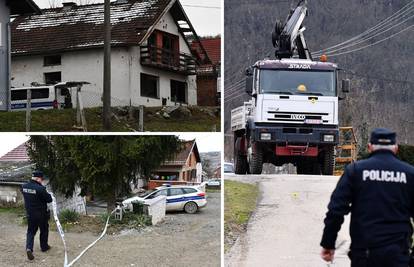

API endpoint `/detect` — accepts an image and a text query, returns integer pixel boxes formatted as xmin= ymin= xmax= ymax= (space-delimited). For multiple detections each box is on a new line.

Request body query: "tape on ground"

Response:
xmin=49 ymin=192 xmax=115 ymax=267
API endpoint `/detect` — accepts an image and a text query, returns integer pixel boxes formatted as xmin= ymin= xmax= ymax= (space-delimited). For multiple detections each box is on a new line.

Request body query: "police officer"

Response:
xmin=22 ymin=171 xmax=52 ymax=261
xmin=320 ymin=128 xmax=414 ymax=267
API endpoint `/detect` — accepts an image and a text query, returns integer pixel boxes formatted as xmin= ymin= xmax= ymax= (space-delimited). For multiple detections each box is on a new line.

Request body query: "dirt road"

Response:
xmin=225 ymin=175 xmax=351 ymax=267
xmin=0 ymin=192 xmax=220 ymax=267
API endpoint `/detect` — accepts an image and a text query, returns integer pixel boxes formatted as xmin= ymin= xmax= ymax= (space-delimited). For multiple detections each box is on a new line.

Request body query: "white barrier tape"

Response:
xmin=49 ymin=192 xmax=115 ymax=267
xmin=50 ymin=193 xmax=69 ymax=266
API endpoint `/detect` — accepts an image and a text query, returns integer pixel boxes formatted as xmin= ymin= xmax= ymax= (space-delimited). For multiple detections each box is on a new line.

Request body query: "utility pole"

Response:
xmin=103 ymin=0 xmax=111 ymax=130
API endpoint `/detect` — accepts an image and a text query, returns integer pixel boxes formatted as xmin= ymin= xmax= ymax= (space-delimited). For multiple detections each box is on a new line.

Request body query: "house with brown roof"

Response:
xmin=0 ymin=0 xmax=40 ymax=111
xmin=148 ymin=140 xmax=202 ymax=189
xmin=10 ymin=0 xmax=210 ymax=108
xmin=192 ymin=37 xmax=221 ymax=106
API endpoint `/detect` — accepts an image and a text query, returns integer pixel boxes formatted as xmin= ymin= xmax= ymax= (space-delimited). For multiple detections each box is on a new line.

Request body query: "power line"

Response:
xmin=326 ymin=24 xmax=414 ymax=57
xmin=314 ymin=12 xmax=414 ymax=57
xmin=345 ymin=70 xmax=414 ymax=85
xmin=314 ymin=0 xmax=414 ymax=54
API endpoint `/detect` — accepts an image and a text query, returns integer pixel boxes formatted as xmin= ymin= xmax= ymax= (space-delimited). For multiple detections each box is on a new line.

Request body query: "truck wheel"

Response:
xmin=321 ymin=146 xmax=335 ymax=175
xmin=248 ymin=142 xmax=263 ymax=175
xmin=234 ymin=137 xmax=248 ymax=174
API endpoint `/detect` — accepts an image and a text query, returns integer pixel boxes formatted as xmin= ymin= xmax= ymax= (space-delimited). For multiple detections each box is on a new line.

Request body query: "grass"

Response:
xmin=224 ymin=180 xmax=259 ymax=252
xmin=0 ymin=106 xmax=220 ymax=132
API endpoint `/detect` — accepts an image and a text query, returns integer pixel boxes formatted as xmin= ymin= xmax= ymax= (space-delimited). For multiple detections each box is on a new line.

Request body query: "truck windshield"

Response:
xmin=259 ymin=69 xmax=336 ymax=96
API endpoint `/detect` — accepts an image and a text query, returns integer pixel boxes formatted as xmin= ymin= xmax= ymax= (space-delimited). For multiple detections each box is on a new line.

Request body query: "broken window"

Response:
xmin=44 ymin=55 xmax=61 ymax=66
xmin=141 ymin=73 xmax=159 ymax=98
xmin=170 ymin=80 xmax=186 ymax=103
xmin=44 ymin=72 xmax=61 ymax=84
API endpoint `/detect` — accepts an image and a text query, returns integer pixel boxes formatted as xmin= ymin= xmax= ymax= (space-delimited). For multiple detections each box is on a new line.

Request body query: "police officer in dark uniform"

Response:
xmin=320 ymin=128 xmax=414 ymax=267
xmin=21 ymin=171 xmax=52 ymax=261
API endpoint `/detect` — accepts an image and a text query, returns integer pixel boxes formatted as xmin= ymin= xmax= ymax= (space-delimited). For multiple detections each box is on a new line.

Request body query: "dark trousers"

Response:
xmin=26 ymin=211 xmax=49 ymax=252
xmin=349 ymin=242 xmax=410 ymax=267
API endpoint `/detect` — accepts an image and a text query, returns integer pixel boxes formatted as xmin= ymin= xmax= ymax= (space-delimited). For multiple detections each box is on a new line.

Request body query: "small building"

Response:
xmin=0 ymin=0 xmax=40 ymax=110
xmin=0 ymin=143 xmax=86 ymax=214
xmin=148 ymin=140 xmax=202 ymax=189
xmin=10 ymin=0 xmax=210 ymax=108
xmin=192 ymin=37 xmax=221 ymax=106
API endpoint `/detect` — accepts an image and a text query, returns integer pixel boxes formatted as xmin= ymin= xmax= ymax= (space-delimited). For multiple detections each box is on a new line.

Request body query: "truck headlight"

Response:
xmin=323 ymin=135 xmax=335 ymax=142
xmin=260 ymin=133 xmax=272 ymax=141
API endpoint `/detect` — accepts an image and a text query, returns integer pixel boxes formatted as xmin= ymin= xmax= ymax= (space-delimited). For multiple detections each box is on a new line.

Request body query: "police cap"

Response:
xmin=32 ymin=170 xmax=44 ymax=179
xmin=370 ymin=128 xmax=396 ymax=145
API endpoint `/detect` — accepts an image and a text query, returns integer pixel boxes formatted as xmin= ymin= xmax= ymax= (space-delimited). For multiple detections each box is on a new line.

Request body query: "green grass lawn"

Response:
xmin=224 ymin=180 xmax=259 ymax=252
xmin=0 ymin=106 xmax=220 ymax=132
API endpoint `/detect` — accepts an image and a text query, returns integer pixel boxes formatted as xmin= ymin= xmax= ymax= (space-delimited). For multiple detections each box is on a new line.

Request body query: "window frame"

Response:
xmin=140 ymin=73 xmax=160 ymax=99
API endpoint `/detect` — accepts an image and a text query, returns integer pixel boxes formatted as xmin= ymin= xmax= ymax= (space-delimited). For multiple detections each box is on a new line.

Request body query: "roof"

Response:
xmin=0 ymin=143 xmax=30 ymax=162
xmin=195 ymin=37 xmax=221 ymax=65
xmin=254 ymin=59 xmax=338 ymax=70
xmin=10 ymin=0 xmax=199 ymax=56
xmin=7 ymin=0 xmax=41 ymax=15
xmin=163 ymin=140 xmax=201 ymax=166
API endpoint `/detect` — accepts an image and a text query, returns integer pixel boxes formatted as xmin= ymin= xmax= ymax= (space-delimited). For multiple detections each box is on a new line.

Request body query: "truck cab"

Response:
xmin=232 ymin=58 xmax=349 ymax=175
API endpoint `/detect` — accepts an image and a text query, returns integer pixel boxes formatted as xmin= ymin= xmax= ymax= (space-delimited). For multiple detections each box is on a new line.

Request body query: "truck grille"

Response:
xmin=267 ymin=111 xmax=328 ymax=122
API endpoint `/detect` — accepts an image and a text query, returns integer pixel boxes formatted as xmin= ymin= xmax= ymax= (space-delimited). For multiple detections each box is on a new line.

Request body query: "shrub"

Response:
xmin=59 ymin=209 xmax=80 ymax=224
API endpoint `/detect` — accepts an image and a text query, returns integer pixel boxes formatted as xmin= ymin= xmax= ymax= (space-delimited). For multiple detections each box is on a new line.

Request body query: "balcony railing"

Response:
xmin=140 ymin=45 xmax=196 ymax=75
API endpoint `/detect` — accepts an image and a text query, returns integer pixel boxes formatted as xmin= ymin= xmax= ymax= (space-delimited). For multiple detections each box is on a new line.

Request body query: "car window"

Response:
xmin=182 ymin=188 xmax=197 ymax=194
xmin=146 ymin=189 xmax=167 ymax=199
xmin=168 ymin=188 xmax=184 ymax=196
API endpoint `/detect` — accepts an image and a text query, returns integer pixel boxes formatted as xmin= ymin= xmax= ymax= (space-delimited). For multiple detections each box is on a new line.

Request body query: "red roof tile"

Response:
xmin=192 ymin=37 xmax=221 ymax=65
xmin=11 ymin=0 xmax=172 ymax=55
xmin=0 ymin=143 xmax=30 ymax=162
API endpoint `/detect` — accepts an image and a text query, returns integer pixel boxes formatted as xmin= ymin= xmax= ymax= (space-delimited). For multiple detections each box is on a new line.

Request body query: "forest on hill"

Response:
xmin=224 ymin=0 xmax=414 ymax=152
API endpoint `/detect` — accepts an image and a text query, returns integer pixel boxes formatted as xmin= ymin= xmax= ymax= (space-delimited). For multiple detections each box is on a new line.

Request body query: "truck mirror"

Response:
xmin=342 ymin=79 xmax=350 ymax=93
xmin=246 ymin=76 xmax=253 ymax=95
xmin=245 ymin=67 xmax=253 ymax=76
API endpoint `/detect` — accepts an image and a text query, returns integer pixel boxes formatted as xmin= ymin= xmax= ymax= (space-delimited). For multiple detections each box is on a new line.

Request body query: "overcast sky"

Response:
xmin=32 ymin=0 xmax=221 ymax=36
xmin=0 ymin=134 xmax=221 ymax=157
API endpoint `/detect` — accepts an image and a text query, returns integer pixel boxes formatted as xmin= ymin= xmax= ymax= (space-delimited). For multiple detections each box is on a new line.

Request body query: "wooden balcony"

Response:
xmin=140 ymin=45 xmax=196 ymax=75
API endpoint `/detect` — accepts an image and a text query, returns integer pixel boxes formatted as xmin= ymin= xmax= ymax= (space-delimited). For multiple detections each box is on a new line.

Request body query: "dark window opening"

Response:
xmin=44 ymin=72 xmax=61 ymax=85
xmin=44 ymin=55 xmax=61 ymax=66
xmin=141 ymin=73 xmax=159 ymax=98
xmin=170 ymin=80 xmax=186 ymax=103
xmin=11 ymin=88 xmax=49 ymax=101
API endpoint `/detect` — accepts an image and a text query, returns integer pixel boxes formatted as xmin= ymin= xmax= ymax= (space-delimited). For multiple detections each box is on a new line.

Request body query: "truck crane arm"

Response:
xmin=272 ymin=0 xmax=312 ymax=60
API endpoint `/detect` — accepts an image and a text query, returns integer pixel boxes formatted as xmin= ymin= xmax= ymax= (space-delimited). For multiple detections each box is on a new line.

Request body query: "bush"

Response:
xmin=59 ymin=209 xmax=80 ymax=224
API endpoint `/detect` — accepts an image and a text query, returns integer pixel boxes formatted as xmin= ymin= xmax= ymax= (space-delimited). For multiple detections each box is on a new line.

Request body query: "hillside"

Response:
xmin=224 ymin=0 xmax=414 ymax=151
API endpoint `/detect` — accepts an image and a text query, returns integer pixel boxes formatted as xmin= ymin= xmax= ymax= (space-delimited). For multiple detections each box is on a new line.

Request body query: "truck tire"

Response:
xmin=248 ymin=142 xmax=263 ymax=175
xmin=321 ymin=146 xmax=335 ymax=175
xmin=234 ymin=137 xmax=248 ymax=174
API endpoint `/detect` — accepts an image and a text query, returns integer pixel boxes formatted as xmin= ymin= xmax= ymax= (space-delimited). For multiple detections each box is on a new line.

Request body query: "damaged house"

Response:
xmin=10 ymin=0 xmax=210 ymax=107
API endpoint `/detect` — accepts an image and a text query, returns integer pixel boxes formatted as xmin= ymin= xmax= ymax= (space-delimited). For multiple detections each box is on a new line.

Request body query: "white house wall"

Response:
xmin=10 ymin=8 xmax=198 ymax=107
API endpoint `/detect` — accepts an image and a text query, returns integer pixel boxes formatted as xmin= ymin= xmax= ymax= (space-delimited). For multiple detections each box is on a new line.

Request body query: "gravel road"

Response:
xmin=225 ymin=174 xmax=351 ymax=267
xmin=0 ymin=192 xmax=220 ymax=267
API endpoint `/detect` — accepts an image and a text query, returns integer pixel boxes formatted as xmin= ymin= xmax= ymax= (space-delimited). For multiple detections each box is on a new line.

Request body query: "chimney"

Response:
xmin=62 ymin=2 xmax=77 ymax=10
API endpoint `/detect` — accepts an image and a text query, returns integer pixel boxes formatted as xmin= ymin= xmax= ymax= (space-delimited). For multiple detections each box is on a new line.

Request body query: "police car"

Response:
xmin=122 ymin=185 xmax=207 ymax=214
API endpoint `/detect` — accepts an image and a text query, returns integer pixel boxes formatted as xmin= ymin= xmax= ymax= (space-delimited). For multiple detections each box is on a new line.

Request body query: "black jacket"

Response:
xmin=321 ymin=150 xmax=414 ymax=250
xmin=21 ymin=179 xmax=52 ymax=215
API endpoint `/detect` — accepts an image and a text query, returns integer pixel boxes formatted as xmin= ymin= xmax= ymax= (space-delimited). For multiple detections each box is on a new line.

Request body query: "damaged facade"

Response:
xmin=10 ymin=0 xmax=210 ymax=107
